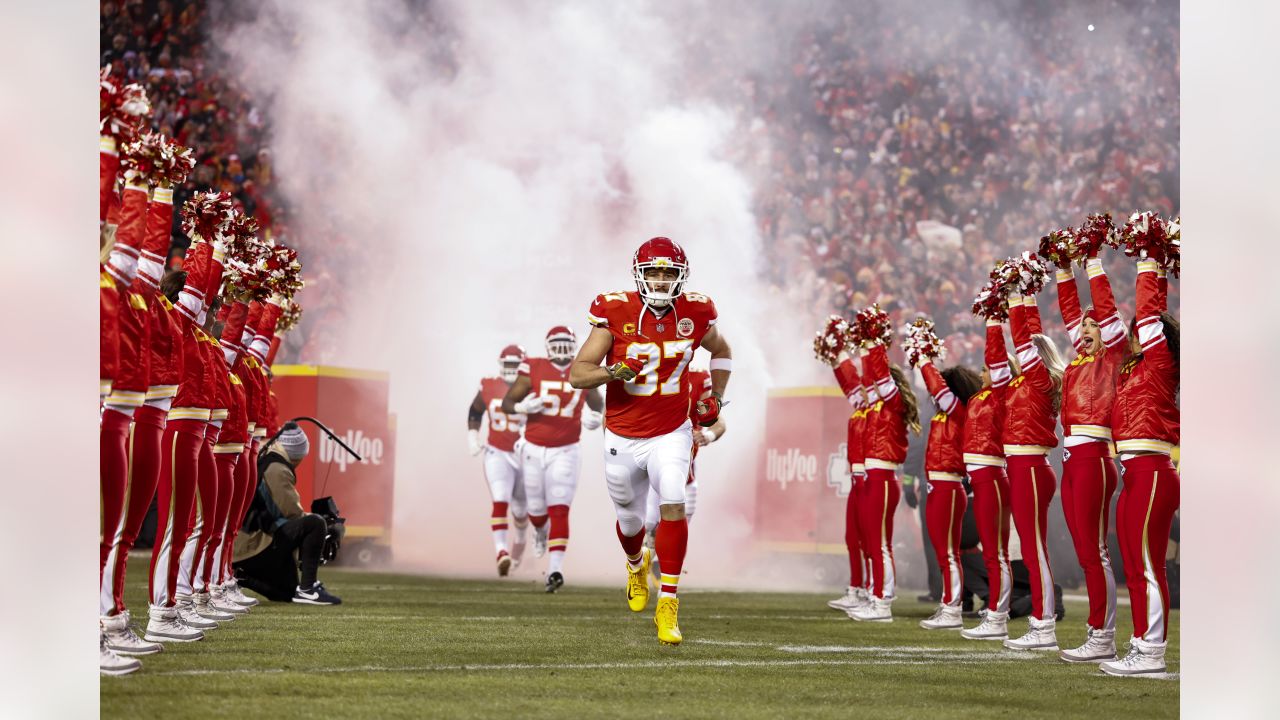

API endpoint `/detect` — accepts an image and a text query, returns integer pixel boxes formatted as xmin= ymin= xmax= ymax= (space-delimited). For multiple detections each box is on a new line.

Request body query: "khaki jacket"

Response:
xmin=232 ymin=446 xmax=305 ymax=562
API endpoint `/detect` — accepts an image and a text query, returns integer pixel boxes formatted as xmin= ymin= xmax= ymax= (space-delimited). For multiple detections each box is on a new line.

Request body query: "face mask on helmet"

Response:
xmin=498 ymin=344 xmax=525 ymax=383
xmin=632 ymin=238 xmax=689 ymax=309
xmin=546 ymin=327 xmax=577 ymax=366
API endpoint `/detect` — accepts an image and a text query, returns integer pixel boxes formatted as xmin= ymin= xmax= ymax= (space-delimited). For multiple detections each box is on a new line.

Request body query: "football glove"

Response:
xmin=607 ymin=357 xmax=645 ymax=382
xmin=582 ymin=409 xmax=602 ymax=430
xmin=467 ymin=429 xmax=482 ymax=456
xmin=514 ymin=395 xmax=547 ymax=414
xmin=694 ymin=392 xmax=723 ymax=427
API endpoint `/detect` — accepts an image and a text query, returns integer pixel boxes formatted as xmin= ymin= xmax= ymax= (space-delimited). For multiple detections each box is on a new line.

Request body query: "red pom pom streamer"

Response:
xmin=1074 ymin=212 xmax=1120 ymax=259
xmin=812 ymin=314 xmax=853 ymax=364
xmin=971 ymin=277 xmax=1009 ymax=322
xmin=901 ymin=317 xmax=946 ymax=367
xmin=277 ymin=298 xmax=304 ymax=334
xmin=221 ymin=214 xmax=273 ymax=302
xmin=1038 ymin=229 xmax=1077 ymax=270
xmin=994 ymin=251 xmax=1050 ymax=295
xmin=853 ymin=303 xmax=893 ymax=348
xmin=180 ymin=191 xmax=236 ymax=242
xmin=264 ymin=243 xmax=304 ymax=298
xmin=121 ymin=133 xmax=196 ymax=187
xmin=1121 ymin=211 xmax=1180 ymax=277
xmin=99 ymin=66 xmax=151 ymax=143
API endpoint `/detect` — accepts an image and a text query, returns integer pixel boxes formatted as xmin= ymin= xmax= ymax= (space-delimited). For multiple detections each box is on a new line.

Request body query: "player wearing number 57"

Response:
xmin=569 ymin=237 xmax=733 ymax=646
xmin=501 ymin=327 xmax=603 ymax=593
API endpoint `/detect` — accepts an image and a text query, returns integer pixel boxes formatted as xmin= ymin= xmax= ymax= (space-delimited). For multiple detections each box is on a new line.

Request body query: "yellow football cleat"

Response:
xmin=626 ymin=547 xmax=651 ymax=612
xmin=654 ymin=596 xmax=682 ymax=645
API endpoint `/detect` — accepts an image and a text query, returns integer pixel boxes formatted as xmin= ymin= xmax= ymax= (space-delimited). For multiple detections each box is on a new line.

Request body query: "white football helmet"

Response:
xmin=498 ymin=344 xmax=525 ymax=383
xmin=545 ymin=326 xmax=576 ymax=366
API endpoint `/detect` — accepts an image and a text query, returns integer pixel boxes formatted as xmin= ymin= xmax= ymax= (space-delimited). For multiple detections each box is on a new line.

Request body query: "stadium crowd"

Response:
xmin=733 ymin=0 xmax=1180 ymax=367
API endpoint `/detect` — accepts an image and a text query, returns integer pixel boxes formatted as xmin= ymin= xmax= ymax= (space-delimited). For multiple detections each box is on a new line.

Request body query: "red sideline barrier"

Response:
xmin=271 ymin=365 xmax=397 ymax=552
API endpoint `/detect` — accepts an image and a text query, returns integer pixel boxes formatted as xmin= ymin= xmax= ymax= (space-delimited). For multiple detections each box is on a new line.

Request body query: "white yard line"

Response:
xmin=151 ymin=656 xmax=1038 ymax=677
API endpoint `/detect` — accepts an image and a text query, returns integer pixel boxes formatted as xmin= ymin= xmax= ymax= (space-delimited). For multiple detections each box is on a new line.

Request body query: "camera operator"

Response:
xmin=232 ymin=423 xmax=342 ymax=605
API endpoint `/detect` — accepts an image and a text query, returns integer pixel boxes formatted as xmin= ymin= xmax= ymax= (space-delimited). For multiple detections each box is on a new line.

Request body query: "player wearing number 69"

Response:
xmin=569 ymin=236 xmax=732 ymax=646
xmin=502 ymin=326 xmax=604 ymax=593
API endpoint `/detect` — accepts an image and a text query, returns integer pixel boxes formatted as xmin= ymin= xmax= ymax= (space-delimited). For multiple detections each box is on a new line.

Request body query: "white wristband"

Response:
xmin=703 ymin=427 xmax=719 ymax=443
xmin=709 ymin=358 xmax=732 ymax=372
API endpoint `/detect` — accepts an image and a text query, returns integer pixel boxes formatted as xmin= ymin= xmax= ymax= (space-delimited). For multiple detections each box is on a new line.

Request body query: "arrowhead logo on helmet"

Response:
xmin=498 ymin=343 xmax=525 ymax=383
xmin=633 ymin=237 xmax=689 ymax=309
xmin=545 ymin=325 xmax=577 ymax=366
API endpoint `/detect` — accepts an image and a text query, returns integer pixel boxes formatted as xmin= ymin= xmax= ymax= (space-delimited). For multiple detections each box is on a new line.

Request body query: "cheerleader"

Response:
xmin=1052 ymin=253 xmax=1127 ymax=662
xmin=1002 ymin=293 xmax=1067 ymax=650
xmin=826 ymin=351 xmax=869 ymax=615
xmin=144 ymin=238 xmax=224 ymax=643
xmin=960 ymin=320 xmax=1016 ymax=640
xmin=1100 ymin=259 xmax=1179 ymax=676
xmin=190 ymin=299 xmax=255 ymax=621
xmin=100 ymin=184 xmax=185 ymax=659
xmin=913 ymin=340 xmax=983 ymax=630
xmin=849 ymin=341 xmax=921 ymax=622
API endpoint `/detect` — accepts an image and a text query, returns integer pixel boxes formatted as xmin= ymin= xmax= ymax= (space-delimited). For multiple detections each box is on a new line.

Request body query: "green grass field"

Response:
xmin=102 ymin=555 xmax=1178 ymax=719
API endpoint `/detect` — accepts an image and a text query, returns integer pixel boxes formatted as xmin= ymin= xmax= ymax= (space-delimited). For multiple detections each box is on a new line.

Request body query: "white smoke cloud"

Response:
xmin=214 ymin=0 xmax=798 ymax=586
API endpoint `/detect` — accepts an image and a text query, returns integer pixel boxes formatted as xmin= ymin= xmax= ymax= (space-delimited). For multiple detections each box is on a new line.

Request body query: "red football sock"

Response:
xmin=656 ymin=518 xmax=689 ymax=597
xmin=529 ymin=513 xmax=548 ymax=529
xmin=617 ymin=522 xmax=645 ymax=565
xmin=547 ymin=504 xmax=569 ymax=553
xmin=547 ymin=504 xmax=569 ymax=573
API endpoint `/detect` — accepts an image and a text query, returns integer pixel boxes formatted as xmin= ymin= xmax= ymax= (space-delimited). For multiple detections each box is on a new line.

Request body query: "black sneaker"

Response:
xmin=545 ymin=572 xmax=564 ymax=593
xmin=293 ymin=582 xmax=342 ymax=605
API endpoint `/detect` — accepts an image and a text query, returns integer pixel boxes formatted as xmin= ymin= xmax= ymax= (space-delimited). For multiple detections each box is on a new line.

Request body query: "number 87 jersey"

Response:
xmin=587 ymin=290 xmax=718 ymax=438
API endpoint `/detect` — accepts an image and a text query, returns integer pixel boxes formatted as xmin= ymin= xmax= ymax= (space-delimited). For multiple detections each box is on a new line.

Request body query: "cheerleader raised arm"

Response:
xmin=1101 ymin=258 xmax=1180 ymax=677
xmin=850 ymin=337 xmax=921 ymax=623
xmin=959 ymin=319 xmax=1016 ymax=640
xmin=1052 ymin=251 xmax=1128 ymax=664
xmin=1002 ymin=291 xmax=1066 ymax=651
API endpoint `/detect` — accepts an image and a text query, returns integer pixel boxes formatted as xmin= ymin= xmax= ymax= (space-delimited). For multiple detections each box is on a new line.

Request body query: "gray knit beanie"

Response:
xmin=277 ymin=422 xmax=310 ymax=462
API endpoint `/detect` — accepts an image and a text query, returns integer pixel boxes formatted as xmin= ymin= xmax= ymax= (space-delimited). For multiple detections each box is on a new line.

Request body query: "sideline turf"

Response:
xmin=102 ymin=556 xmax=1178 ymax=719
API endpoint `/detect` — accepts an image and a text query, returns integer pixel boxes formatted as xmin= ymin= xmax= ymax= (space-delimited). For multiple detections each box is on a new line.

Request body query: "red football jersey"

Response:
xmin=521 ymin=357 xmax=586 ymax=448
xmin=479 ymin=376 xmax=524 ymax=452
xmin=587 ymin=290 xmax=718 ymax=438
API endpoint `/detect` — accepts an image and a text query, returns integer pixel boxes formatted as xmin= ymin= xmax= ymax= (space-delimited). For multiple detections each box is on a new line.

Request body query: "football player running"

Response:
xmin=570 ymin=237 xmax=732 ymax=646
xmin=501 ymin=326 xmax=604 ymax=593
xmin=467 ymin=345 xmax=531 ymax=576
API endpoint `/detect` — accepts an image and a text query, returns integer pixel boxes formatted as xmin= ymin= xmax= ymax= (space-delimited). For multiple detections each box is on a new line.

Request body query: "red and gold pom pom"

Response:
xmin=264 ymin=243 xmax=305 ymax=298
xmin=180 ymin=191 xmax=236 ymax=242
xmin=853 ymin=303 xmax=893 ymax=348
xmin=277 ymin=297 xmax=304 ymax=334
xmin=901 ymin=317 xmax=946 ymax=367
xmin=99 ymin=66 xmax=151 ymax=143
xmin=812 ymin=314 xmax=852 ymax=364
xmin=121 ymin=133 xmax=196 ymax=187
xmin=1074 ymin=212 xmax=1120 ymax=259
xmin=1120 ymin=211 xmax=1179 ymax=273
xmin=1038 ymin=229 xmax=1077 ymax=270
xmin=971 ymin=277 xmax=1009 ymax=321
xmin=994 ymin=251 xmax=1050 ymax=295
xmin=221 ymin=214 xmax=273 ymax=302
